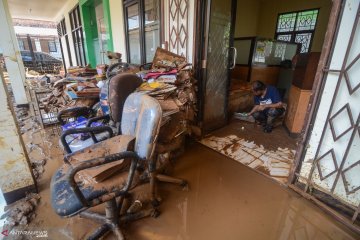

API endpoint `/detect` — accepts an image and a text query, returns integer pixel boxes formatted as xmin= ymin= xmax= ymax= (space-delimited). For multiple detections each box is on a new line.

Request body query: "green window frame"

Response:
xmin=275 ymin=9 xmax=319 ymax=53
xmin=79 ymin=0 xmax=114 ymax=67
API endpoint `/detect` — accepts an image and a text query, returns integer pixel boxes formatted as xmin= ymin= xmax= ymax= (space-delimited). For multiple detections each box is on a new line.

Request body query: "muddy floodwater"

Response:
xmin=23 ymin=128 xmax=358 ymax=240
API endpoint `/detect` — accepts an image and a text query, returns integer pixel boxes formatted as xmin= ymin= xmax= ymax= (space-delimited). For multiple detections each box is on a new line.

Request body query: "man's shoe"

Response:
xmin=258 ymin=121 xmax=266 ymax=127
xmin=263 ymin=125 xmax=273 ymax=133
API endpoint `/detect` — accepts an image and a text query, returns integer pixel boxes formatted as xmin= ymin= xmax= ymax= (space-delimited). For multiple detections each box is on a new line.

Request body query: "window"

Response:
xmin=69 ymin=5 xmax=86 ymax=66
xmin=48 ymin=41 xmax=57 ymax=52
xmin=95 ymin=3 xmax=107 ymax=64
xmin=275 ymin=9 xmax=319 ymax=53
xmin=124 ymin=0 xmax=161 ymax=64
xmin=18 ymin=40 xmax=25 ymax=51
xmin=57 ymin=18 xmax=73 ymax=66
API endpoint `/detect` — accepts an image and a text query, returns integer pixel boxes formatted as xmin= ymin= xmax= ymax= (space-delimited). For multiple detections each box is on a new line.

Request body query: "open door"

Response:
xmin=290 ymin=0 xmax=360 ymax=233
xmin=201 ymin=0 xmax=237 ymax=133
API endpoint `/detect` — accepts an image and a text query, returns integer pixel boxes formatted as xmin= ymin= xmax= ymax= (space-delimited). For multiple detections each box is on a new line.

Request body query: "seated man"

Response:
xmin=248 ymin=80 xmax=285 ymax=133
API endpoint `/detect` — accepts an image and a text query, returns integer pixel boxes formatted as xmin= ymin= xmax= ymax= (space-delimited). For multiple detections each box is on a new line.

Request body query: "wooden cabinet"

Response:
xmin=285 ymin=85 xmax=312 ymax=134
xmin=292 ymin=52 xmax=320 ymax=90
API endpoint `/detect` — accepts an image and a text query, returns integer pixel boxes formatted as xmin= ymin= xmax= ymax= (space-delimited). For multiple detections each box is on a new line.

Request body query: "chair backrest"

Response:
xmin=121 ymin=93 xmax=162 ymax=160
xmin=100 ymin=73 xmax=143 ymax=123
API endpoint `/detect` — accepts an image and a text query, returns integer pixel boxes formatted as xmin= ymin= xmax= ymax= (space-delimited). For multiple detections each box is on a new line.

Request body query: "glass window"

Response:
xmin=128 ymin=4 xmax=140 ymax=30
xmin=144 ymin=0 xmax=160 ymax=62
xmin=124 ymin=0 xmax=161 ymax=64
xmin=295 ymin=10 xmax=318 ymax=31
xmin=18 ymin=40 xmax=25 ymax=51
xmin=127 ymin=4 xmax=141 ymax=64
xmin=48 ymin=41 xmax=57 ymax=52
xmin=275 ymin=9 xmax=319 ymax=53
xmin=95 ymin=3 xmax=109 ymax=64
xmin=58 ymin=18 xmax=73 ymax=66
xmin=69 ymin=5 xmax=86 ymax=66
xmin=276 ymin=13 xmax=296 ymax=33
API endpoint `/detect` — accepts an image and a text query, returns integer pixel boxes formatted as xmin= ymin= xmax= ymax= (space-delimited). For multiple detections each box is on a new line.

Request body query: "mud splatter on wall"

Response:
xmin=0 ymin=71 xmax=35 ymax=196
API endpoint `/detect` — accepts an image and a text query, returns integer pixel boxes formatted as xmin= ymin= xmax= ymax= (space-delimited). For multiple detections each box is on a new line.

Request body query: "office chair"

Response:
xmin=58 ymin=73 xmax=143 ymax=154
xmin=51 ymin=93 xmax=162 ymax=240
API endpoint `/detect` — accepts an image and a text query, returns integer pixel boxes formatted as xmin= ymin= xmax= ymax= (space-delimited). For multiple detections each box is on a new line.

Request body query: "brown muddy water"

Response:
xmin=22 ymin=131 xmax=358 ymax=240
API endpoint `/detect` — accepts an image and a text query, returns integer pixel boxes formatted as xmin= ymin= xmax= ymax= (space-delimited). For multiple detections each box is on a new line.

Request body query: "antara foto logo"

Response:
xmin=1 ymin=229 xmax=9 ymax=236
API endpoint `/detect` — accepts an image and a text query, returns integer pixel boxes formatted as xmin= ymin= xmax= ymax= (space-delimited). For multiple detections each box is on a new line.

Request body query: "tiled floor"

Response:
xmin=201 ymin=120 xmax=298 ymax=183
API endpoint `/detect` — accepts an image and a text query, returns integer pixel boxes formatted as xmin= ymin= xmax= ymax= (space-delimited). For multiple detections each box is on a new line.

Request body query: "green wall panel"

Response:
xmin=80 ymin=0 xmax=114 ymax=67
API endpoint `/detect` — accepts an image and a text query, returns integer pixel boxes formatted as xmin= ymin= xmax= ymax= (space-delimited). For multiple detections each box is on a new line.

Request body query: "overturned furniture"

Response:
xmin=51 ymin=93 xmax=162 ymax=239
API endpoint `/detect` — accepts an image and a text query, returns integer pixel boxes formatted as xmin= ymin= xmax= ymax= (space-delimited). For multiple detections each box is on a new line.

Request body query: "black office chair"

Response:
xmin=50 ymin=93 xmax=162 ymax=239
xmin=59 ymin=73 xmax=143 ymax=154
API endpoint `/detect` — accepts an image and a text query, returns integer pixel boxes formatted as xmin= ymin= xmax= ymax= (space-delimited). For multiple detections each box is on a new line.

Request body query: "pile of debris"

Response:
xmin=66 ymin=66 xmax=98 ymax=80
xmin=31 ymin=48 xmax=197 ymax=161
xmin=15 ymin=107 xmax=30 ymax=128
xmin=135 ymin=48 xmax=198 ymax=160
xmin=0 ymin=193 xmax=40 ymax=227
xmin=28 ymin=146 xmax=47 ymax=179
xmin=35 ymin=66 xmax=100 ymax=115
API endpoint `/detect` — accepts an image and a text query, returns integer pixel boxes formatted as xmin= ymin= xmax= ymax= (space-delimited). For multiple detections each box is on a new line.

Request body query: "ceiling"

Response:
xmin=7 ymin=0 xmax=67 ymax=21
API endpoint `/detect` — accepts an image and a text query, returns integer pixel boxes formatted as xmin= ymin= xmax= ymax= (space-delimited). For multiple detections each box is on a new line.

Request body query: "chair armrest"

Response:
xmin=85 ymin=114 xmax=110 ymax=127
xmin=61 ymin=126 xmax=114 ymax=154
xmin=66 ymin=151 xmax=141 ymax=207
xmin=57 ymin=107 xmax=93 ymax=125
xmin=106 ymin=62 xmax=130 ymax=79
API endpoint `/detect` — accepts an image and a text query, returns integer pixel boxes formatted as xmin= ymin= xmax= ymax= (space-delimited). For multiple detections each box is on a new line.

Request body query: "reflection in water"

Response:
xmin=21 ymin=131 xmax=357 ymax=239
xmin=126 ymin=143 xmax=358 ymax=240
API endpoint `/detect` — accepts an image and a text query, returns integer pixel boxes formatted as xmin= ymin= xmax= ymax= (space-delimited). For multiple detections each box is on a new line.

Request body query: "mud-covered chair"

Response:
xmin=50 ymin=93 xmax=162 ymax=240
xmin=59 ymin=73 xmax=143 ymax=154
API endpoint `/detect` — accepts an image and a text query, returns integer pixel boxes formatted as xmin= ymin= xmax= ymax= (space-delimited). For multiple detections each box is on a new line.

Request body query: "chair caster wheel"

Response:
xmin=151 ymin=198 xmax=161 ymax=207
xmin=151 ymin=209 xmax=160 ymax=218
xmin=139 ymin=173 xmax=150 ymax=183
xmin=181 ymin=181 xmax=189 ymax=191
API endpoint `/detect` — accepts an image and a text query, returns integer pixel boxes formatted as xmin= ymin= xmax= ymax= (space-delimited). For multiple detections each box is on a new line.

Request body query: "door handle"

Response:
xmin=229 ymin=47 xmax=237 ymax=69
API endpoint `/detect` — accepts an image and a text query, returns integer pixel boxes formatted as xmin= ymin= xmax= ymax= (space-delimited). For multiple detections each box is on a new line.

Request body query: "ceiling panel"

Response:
xmin=8 ymin=0 xmax=67 ymax=21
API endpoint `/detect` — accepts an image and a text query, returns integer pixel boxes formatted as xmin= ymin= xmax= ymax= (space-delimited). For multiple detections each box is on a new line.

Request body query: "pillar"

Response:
xmin=0 ymin=67 xmax=36 ymax=204
xmin=0 ymin=0 xmax=29 ymax=106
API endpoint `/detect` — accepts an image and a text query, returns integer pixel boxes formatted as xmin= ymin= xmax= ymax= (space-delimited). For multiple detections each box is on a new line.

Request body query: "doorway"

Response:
xmin=201 ymin=0 xmax=237 ymax=132
xmin=198 ymin=0 xmax=333 ymax=184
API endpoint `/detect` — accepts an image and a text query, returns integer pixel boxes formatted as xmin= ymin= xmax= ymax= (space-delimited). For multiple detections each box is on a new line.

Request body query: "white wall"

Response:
xmin=109 ymin=0 xmax=127 ymax=61
xmin=163 ymin=0 xmax=196 ymax=63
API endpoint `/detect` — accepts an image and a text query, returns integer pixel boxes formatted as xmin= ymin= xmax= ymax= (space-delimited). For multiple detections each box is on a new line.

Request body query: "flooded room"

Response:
xmin=0 ymin=0 xmax=359 ymax=239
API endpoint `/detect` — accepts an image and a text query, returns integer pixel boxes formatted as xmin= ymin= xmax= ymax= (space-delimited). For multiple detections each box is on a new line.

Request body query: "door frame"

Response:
xmin=194 ymin=0 xmax=237 ymax=135
xmin=194 ymin=0 xmax=358 ymax=233
xmin=288 ymin=0 xmax=360 ymax=234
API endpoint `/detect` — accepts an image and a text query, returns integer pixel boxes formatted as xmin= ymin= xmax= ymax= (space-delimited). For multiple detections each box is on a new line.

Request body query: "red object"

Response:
xmin=144 ymin=69 xmax=178 ymax=80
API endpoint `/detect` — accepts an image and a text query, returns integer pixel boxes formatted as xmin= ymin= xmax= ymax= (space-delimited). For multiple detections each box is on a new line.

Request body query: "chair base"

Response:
xmin=149 ymin=172 xmax=188 ymax=207
xmin=79 ymin=198 xmax=158 ymax=240
xmin=156 ymin=174 xmax=187 ymax=187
